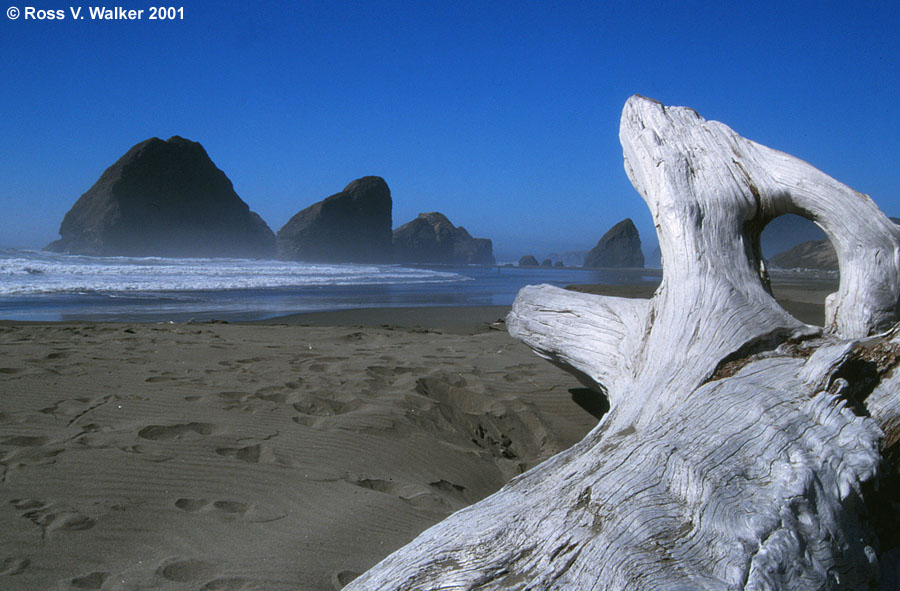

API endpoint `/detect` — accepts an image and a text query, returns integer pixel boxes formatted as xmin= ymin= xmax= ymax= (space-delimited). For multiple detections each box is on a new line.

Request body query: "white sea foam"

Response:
xmin=0 ymin=250 xmax=469 ymax=295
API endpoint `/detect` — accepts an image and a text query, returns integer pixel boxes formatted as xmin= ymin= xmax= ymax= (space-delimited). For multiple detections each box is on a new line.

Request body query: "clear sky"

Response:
xmin=1 ymin=1 xmax=898 ymax=261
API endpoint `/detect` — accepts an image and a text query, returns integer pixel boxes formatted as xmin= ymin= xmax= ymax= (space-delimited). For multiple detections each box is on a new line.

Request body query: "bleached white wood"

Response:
xmin=344 ymin=96 xmax=900 ymax=590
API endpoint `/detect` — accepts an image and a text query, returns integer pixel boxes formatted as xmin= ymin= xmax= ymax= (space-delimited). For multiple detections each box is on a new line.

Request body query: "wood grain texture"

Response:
xmin=346 ymin=96 xmax=900 ymax=590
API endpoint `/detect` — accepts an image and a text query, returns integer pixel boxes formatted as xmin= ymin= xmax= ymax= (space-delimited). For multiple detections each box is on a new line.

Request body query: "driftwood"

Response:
xmin=345 ymin=96 xmax=900 ymax=590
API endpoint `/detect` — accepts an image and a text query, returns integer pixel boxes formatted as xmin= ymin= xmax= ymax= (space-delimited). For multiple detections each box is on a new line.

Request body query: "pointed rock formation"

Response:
xmin=346 ymin=97 xmax=900 ymax=590
xmin=392 ymin=212 xmax=495 ymax=265
xmin=518 ymin=255 xmax=539 ymax=267
xmin=276 ymin=176 xmax=393 ymax=263
xmin=583 ymin=218 xmax=644 ymax=268
xmin=46 ymin=136 xmax=275 ymax=258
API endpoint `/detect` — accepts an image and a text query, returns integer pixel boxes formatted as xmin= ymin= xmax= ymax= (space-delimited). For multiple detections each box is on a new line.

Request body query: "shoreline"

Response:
xmin=0 ymin=272 xmax=836 ymax=330
xmin=0 ymin=276 xmax=838 ymax=589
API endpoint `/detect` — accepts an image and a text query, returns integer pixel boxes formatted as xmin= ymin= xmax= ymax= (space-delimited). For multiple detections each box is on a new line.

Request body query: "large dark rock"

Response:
xmin=46 ymin=136 xmax=275 ymax=258
xmin=769 ymin=240 xmax=838 ymax=271
xmin=760 ymin=214 xmax=826 ymax=258
xmin=276 ymin=177 xmax=393 ymax=263
xmin=519 ymin=255 xmax=539 ymax=267
xmin=393 ymin=212 xmax=494 ymax=265
xmin=583 ymin=218 xmax=644 ymax=268
xmin=767 ymin=217 xmax=899 ymax=271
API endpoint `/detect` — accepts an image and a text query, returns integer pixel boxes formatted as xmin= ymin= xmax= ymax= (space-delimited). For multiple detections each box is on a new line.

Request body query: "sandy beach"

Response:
xmin=0 ymin=279 xmax=835 ymax=590
xmin=0 ymin=306 xmax=598 ymax=590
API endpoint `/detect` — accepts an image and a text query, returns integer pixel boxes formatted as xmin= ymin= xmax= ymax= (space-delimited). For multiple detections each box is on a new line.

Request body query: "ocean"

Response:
xmin=0 ymin=249 xmax=661 ymax=322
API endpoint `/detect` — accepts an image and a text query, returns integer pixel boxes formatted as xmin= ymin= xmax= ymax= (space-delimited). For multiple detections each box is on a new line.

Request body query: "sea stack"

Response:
xmin=769 ymin=240 xmax=838 ymax=271
xmin=46 ymin=136 xmax=275 ymax=258
xmin=583 ymin=218 xmax=644 ymax=268
xmin=276 ymin=177 xmax=393 ymax=263
xmin=392 ymin=212 xmax=495 ymax=265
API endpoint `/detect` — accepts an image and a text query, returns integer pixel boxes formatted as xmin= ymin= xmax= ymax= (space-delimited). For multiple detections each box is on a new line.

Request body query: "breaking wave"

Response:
xmin=0 ymin=250 xmax=470 ymax=295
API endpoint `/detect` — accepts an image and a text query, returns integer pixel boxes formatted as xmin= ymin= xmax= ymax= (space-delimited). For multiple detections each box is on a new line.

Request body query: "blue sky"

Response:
xmin=1 ymin=1 xmax=898 ymax=261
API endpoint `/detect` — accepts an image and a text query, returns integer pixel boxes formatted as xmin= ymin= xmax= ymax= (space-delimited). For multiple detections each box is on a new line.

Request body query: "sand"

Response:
xmin=567 ymin=272 xmax=838 ymax=327
xmin=0 ymin=308 xmax=596 ymax=591
xmin=0 ymin=278 xmax=837 ymax=590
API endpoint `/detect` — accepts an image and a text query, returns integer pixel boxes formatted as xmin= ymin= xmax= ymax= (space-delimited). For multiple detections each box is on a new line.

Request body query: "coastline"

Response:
xmin=0 ymin=276 xmax=836 ymax=589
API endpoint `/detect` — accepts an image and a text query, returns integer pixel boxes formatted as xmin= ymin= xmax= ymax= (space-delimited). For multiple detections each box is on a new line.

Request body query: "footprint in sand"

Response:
xmin=156 ymin=558 xmax=247 ymax=590
xmin=157 ymin=558 xmax=217 ymax=583
xmin=68 ymin=571 xmax=109 ymax=589
xmin=346 ymin=477 xmax=401 ymax=494
xmin=2 ymin=442 xmax=65 ymax=480
xmin=174 ymin=498 xmax=210 ymax=512
xmin=292 ymin=397 xmax=358 ymax=418
xmin=1 ymin=435 xmax=49 ymax=447
xmin=235 ymin=357 xmax=266 ymax=364
xmin=10 ymin=498 xmax=96 ymax=535
xmin=118 ymin=444 xmax=174 ymax=462
xmin=0 ymin=556 xmax=30 ymax=576
xmin=137 ymin=422 xmax=217 ymax=441
xmin=252 ymin=386 xmax=293 ymax=404
xmin=215 ymin=391 xmax=250 ymax=408
xmin=332 ymin=570 xmax=360 ymax=589
xmin=215 ymin=443 xmax=278 ymax=464
xmin=145 ymin=375 xmax=176 ymax=383
xmin=38 ymin=397 xmax=93 ymax=417
xmin=366 ymin=365 xmax=421 ymax=377
xmin=343 ymin=476 xmax=470 ymax=514
xmin=174 ymin=497 xmax=285 ymax=524
xmin=174 ymin=498 xmax=250 ymax=516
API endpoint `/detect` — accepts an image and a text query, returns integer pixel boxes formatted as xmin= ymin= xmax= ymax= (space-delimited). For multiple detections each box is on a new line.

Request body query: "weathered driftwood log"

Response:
xmin=345 ymin=96 xmax=900 ymax=590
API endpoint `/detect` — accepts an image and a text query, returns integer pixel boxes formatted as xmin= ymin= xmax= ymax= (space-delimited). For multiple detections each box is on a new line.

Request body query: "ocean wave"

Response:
xmin=0 ymin=250 xmax=470 ymax=295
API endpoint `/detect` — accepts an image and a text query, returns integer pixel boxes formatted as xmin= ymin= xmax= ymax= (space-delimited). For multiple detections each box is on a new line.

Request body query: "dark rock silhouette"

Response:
xmin=392 ymin=212 xmax=494 ymax=265
xmin=546 ymin=251 xmax=586 ymax=267
xmin=767 ymin=217 xmax=898 ymax=271
xmin=276 ymin=177 xmax=393 ymax=263
xmin=583 ymin=218 xmax=644 ymax=268
xmin=46 ymin=136 xmax=275 ymax=258
xmin=760 ymin=214 xmax=826 ymax=258
xmin=518 ymin=255 xmax=539 ymax=267
xmin=541 ymin=258 xmax=553 ymax=267
xmin=769 ymin=240 xmax=837 ymax=270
